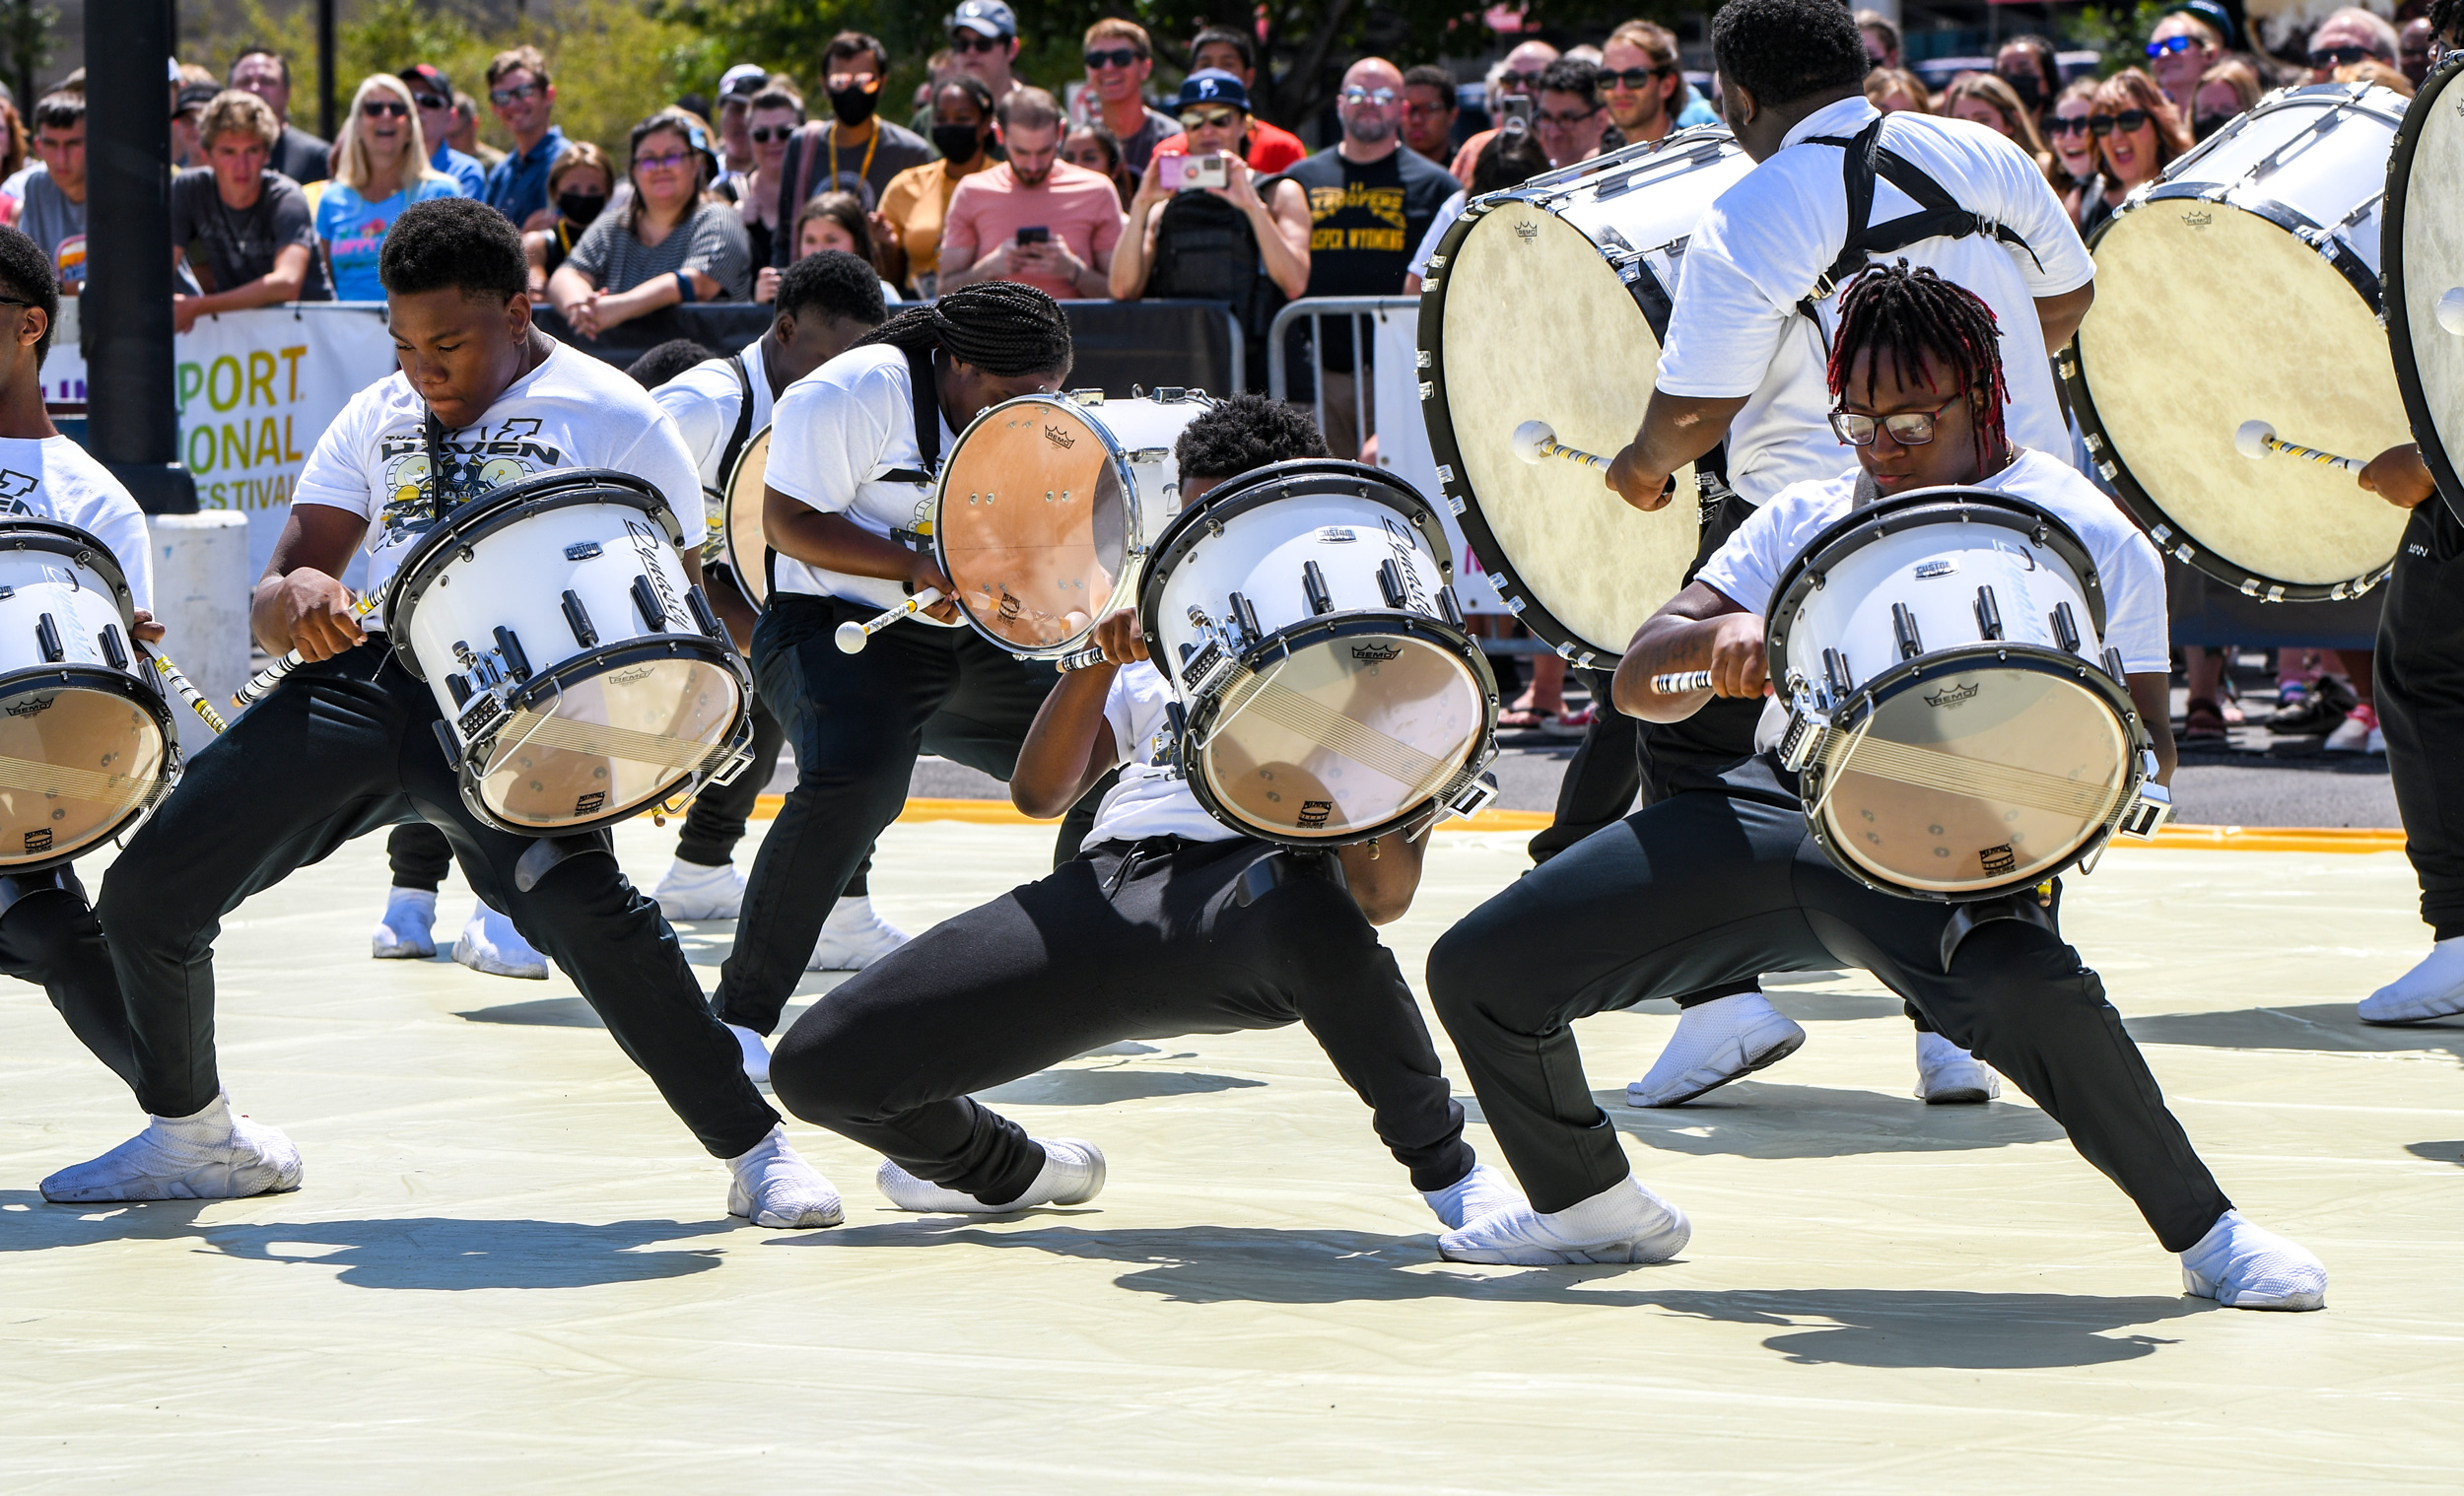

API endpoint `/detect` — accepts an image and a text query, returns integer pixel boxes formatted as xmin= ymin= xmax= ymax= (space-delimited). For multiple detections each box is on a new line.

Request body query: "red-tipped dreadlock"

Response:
xmin=1825 ymin=259 xmax=2011 ymax=468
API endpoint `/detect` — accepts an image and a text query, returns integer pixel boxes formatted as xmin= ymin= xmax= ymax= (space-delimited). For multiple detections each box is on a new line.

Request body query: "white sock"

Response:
xmin=157 ymin=1093 xmax=236 ymax=1142
xmin=1540 ymin=1177 xmax=1661 ymax=1243
xmin=2378 ymin=936 xmax=2464 ymax=1002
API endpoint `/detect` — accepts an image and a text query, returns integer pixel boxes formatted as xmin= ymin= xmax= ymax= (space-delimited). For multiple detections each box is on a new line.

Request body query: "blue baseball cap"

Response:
xmin=950 ymin=1 xmax=1017 ymax=39
xmin=1175 ymin=70 xmax=1251 ymax=111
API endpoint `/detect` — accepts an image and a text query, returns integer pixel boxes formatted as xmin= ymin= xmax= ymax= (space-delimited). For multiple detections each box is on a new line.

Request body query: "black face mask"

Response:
xmin=558 ymin=191 xmax=606 ymax=227
xmin=2002 ymin=71 xmax=2044 ymax=109
xmin=931 ymin=123 xmax=983 ymax=163
xmin=828 ymin=84 xmax=879 ymax=126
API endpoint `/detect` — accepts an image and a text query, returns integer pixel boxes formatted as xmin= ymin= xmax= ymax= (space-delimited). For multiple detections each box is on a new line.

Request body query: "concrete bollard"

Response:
xmin=145 ymin=510 xmax=251 ymax=756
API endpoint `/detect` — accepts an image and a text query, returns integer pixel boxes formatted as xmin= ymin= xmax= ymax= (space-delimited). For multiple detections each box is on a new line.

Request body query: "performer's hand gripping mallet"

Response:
xmin=834 ymin=588 xmax=945 ymax=653
xmin=2235 ymin=420 xmax=2366 ymax=474
xmin=1512 ymin=420 xmax=1612 ymax=472
xmin=234 ymin=591 xmax=380 ymax=710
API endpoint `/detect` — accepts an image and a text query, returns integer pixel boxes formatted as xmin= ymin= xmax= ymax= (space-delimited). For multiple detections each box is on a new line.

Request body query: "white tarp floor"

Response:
xmin=0 ymin=820 xmax=2455 ymax=1489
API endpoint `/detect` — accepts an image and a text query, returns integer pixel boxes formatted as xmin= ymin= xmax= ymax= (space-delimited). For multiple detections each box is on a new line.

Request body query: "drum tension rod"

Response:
xmin=1378 ymin=560 xmax=1409 ymax=610
xmin=1891 ymin=603 xmax=1924 ymax=662
xmin=1302 ymin=561 xmax=1334 ymax=616
xmin=1973 ymin=585 xmax=2003 ymax=642
xmin=2050 ymin=602 xmax=2081 ymax=654
xmin=562 ymin=590 xmax=598 ymax=649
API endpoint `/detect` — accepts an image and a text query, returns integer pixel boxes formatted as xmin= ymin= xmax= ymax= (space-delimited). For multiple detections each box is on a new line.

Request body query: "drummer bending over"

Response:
xmin=766 ymin=396 xmax=1522 ymax=1228
xmin=1427 ymin=264 xmax=2325 ymax=1308
xmin=42 ymin=199 xmax=842 ymax=1228
xmin=0 ymin=227 xmax=165 ymax=1097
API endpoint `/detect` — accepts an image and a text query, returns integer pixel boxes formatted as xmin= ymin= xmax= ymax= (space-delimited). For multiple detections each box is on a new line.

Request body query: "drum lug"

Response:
xmin=2116 ymin=776 xmax=2173 ymax=841
xmin=2102 ymin=646 xmax=2128 ymax=684
xmin=2050 ymin=601 xmax=2081 ymax=653
xmin=1777 ymin=703 xmax=1830 ymax=774
xmin=1438 ymin=769 xmax=1500 ymax=823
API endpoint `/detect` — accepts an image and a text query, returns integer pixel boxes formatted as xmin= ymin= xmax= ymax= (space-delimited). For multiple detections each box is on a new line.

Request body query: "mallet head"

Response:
xmin=1511 ymin=420 xmax=1554 ymax=465
xmin=2233 ymin=420 xmax=2275 ymax=461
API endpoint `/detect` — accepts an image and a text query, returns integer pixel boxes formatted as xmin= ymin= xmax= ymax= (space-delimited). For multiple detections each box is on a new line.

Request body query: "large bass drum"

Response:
xmin=719 ymin=424 xmax=774 ymax=609
xmin=2063 ymin=82 xmax=2413 ymax=601
xmin=935 ymin=389 xmax=1209 ymax=658
xmin=388 ymin=469 xmax=753 ymax=835
xmin=2384 ymin=51 xmax=2464 ymax=525
xmin=0 ymin=519 xmax=177 ymax=869
xmin=1418 ymin=126 xmax=1753 ymax=667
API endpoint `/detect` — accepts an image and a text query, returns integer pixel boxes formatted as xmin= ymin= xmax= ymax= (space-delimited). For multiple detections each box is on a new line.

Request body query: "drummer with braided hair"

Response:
xmin=1426 ymin=263 xmax=2329 ymax=1309
xmin=710 ymin=280 xmax=1111 ymax=1084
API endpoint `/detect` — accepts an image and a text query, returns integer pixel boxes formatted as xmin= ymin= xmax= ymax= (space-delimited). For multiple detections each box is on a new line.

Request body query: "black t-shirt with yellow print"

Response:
xmin=1275 ymin=144 xmax=1458 ymax=299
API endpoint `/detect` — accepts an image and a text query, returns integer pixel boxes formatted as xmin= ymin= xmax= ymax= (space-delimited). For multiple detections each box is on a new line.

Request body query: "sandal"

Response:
xmin=2180 ymin=698 xmax=2228 ymax=744
xmin=1497 ymin=707 xmax=1555 ymax=731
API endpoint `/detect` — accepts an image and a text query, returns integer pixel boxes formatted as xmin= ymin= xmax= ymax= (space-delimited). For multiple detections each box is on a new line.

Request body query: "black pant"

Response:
xmin=714 ymin=594 xmax=1101 ymax=1035
xmin=772 ymin=836 xmax=1473 ymax=1202
xmin=1527 ymin=666 xmax=1642 ymax=865
xmin=96 ymin=645 xmax=781 ymax=1157
xmin=0 ymin=867 xmax=140 ymax=1094
xmin=2377 ymin=500 xmax=2464 ymax=939
xmin=1426 ymin=780 xmax=2231 ymax=1250
xmin=675 ymin=689 xmax=790 ymax=869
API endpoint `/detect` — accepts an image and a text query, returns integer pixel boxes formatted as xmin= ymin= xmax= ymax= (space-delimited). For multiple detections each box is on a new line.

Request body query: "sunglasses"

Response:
xmin=1603 ymin=65 xmax=1676 ymax=90
xmin=749 ymin=124 xmax=795 ymax=143
xmin=1538 ymin=106 xmax=1600 ymax=127
xmin=950 ymin=33 xmax=1007 ymax=52
xmin=1084 ymin=47 xmax=1143 ymax=70
xmin=636 ymin=149 xmax=694 ymax=170
xmin=2193 ymin=112 xmax=2235 ymax=138
xmin=1179 ymin=107 xmax=1241 ymax=131
xmin=2047 ymin=113 xmax=2093 ymax=136
xmin=411 ymin=93 xmax=449 ymax=112
xmin=1340 ymin=86 xmax=1400 ymax=105
xmin=2146 ymin=34 xmax=2207 ymax=57
xmin=489 ymin=82 xmax=542 ymax=107
xmin=2308 ymin=43 xmax=2379 ymax=67
xmin=2088 ymin=109 xmax=2151 ymax=135
xmin=1496 ymin=70 xmax=1543 ymax=90
xmin=1829 ymin=398 xmax=1956 ymax=446
xmin=361 ymin=99 xmax=409 ymax=118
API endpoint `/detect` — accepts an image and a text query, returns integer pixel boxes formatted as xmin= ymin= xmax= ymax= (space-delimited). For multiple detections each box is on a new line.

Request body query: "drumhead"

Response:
xmin=0 ymin=669 xmax=172 ymax=868
xmin=936 ymin=397 xmax=1137 ymax=654
xmin=722 ymin=425 xmax=774 ymax=609
xmin=2385 ymin=51 xmax=2464 ymax=527
xmin=1420 ymin=196 xmax=1702 ymax=663
xmin=2070 ymin=137 xmax=2411 ymax=597
xmin=1809 ymin=652 xmax=2132 ymax=897
xmin=475 ymin=646 xmax=743 ymax=832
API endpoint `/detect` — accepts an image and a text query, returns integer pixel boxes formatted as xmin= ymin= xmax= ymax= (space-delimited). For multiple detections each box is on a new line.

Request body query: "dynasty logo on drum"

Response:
xmin=375 ymin=418 xmax=566 ymax=548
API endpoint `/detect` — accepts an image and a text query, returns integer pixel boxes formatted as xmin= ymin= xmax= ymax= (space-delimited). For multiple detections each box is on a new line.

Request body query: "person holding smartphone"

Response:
xmin=936 ymin=88 xmax=1122 ymax=301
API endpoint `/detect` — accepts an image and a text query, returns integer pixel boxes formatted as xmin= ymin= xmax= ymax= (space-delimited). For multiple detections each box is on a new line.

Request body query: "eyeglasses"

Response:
xmin=1829 ymin=398 xmax=1957 ymax=446
xmin=0 ymin=296 xmax=34 ymax=309
xmin=950 ymin=32 xmax=1007 ymax=52
xmin=636 ymin=149 xmax=694 ymax=170
xmin=2308 ymin=43 xmax=2379 ymax=67
xmin=1403 ymin=97 xmax=1454 ymax=118
xmin=1084 ymin=47 xmax=1142 ymax=70
xmin=361 ymin=100 xmax=409 ymax=118
xmin=1179 ymin=107 xmax=1241 ymax=131
xmin=2145 ymin=35 xmax=2207 ymax=57
xmin=749 ymin=124 xmax=796 ymax=143
xmin=489 ymin=82 xmax=541 ymax=107
xmin=1339 ymin=86 xmax=1400 ymax=105
xmin=411 ymin=93 xmax=448 ymax=112
xmin=825 ymin=73 xmax=879 ymax=92
xmin=2088 ymin=109 xmax=2150 ymax=135
xmin=1603 ymin=65 xmax=1676 ymax=90
xmin=2047 ymin=113 xmax=2093 ymax=136
xmin=1538 ymin=106 xmax=1600 ymax=127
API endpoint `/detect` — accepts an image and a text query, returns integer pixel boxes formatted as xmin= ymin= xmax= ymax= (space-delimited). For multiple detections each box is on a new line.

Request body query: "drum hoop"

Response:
xmin=719 ymin=422 xmax=774 ymax=610
xmin=1415 ymin=195 xmax=1681 ymax=667
xmin=1179 ymin=610 xmax=1498 ymax=849
xmin=0 ymin=518 xmax=140 ymax=631
xmin=1135 ymin=458 xmax=1455 ymax=690
xmin=1514 ymin=121 xmax=1739 ymax=199
xmin=1764 ymin=488 xmax=2107 ymax=660
xmin=0 ymin=661 xmax=181 ymax=871
xmin=2066 ymin=127 xmax=2396 ymax=601
xmin=933 ymin=392 xmax=1148 ymax=658
xmin=451 ymin=633 xmax=751 ymax=837
xmin=388 ymin=469 xmax=678 ymax=681
xmin=2381 ymin=49 xmax=2464 ymax=529
xmin=1802 ymin=642 xmax=2146 ymax=903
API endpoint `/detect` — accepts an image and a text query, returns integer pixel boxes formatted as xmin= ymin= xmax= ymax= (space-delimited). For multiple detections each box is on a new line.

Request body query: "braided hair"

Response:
xmin=856 ymin=281 xmax=1074 ymax=379
xmin=1825 ymin=260 xmax=2011 ymax=468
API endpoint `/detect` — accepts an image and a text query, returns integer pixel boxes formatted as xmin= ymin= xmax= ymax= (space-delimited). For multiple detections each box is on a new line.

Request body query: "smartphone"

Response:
xmin=1015 ymin=226 xmax=1051 ymax=245
xmin=1498 ymin=96 xmax=1533 ymax=130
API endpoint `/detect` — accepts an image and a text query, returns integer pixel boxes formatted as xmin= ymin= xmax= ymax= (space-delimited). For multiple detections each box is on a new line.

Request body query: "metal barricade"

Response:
xmin=1265 ymin=297 xmax=1421 ymax=458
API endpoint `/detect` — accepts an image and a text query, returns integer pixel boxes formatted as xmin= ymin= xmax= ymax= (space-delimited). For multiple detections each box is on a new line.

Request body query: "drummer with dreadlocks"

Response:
xmin=710 ymin=281 xmax=1110 ymax=1084
xmin=1587 ymin=0 xmax=2099 ymax=1111
xmin=1424 ymin=262 xmax=2327 ymax=1310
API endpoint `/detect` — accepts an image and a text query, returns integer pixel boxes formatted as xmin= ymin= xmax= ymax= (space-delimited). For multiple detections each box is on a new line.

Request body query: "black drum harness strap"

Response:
xmin=886 ymin=344 xmax=943 ymax=557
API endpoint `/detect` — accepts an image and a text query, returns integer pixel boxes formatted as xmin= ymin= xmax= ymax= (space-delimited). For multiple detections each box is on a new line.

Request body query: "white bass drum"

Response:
xmin=2384 ymin=50 xmax=2464 ymax=526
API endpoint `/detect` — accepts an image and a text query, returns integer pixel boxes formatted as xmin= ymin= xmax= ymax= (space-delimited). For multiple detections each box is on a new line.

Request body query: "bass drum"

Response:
xmin=720 ymin=424 xmax=774 ymax=609
xmin=2064 ymin=82 xmax=2413 ymax=601
xmin=1418 ymin=126 xmax=1753 ymax=666
xmin=2384 ymin=51 xmax=2464 ymax=526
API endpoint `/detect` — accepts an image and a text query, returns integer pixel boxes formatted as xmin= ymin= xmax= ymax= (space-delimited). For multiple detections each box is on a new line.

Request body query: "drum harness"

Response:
xmin=886 ymin=346 xmax=943 ymax=557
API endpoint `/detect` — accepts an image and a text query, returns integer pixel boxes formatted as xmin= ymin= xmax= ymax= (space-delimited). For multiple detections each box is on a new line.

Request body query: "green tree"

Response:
xmin=1 ymin=0 xmax=53 ymax=112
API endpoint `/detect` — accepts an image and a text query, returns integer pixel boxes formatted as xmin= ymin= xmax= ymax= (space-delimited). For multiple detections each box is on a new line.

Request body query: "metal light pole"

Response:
xmin=317 ymin=0 xmax=337 ymax=142
xmin=84 ymin=0 xmax=194 ymax=514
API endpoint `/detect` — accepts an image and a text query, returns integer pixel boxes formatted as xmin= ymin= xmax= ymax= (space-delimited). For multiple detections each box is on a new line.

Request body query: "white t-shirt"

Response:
xmin=762 ymin=342 xmax=959 ymax=621
xmin=0 ymin=436 xmax=154 ymax=613
xmin=654 ymin=338 xmax=774 ymax=492
xmin=1656 ymin=99 xmax=2094 ymax=507
xmin=1696 ymin=446 xmax=2169 ymax=675
xmin=1408 ymin=189 xmax=1468 ymax=281
xmin=1083 ymin=661 xmax=1240 ymax=847
xmin=294 ymin=342 xmax=704 ymax=629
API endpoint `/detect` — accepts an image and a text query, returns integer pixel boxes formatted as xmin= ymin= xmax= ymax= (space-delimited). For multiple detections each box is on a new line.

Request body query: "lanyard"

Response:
xmin=827 ymin=122 xmax=879 ymax=196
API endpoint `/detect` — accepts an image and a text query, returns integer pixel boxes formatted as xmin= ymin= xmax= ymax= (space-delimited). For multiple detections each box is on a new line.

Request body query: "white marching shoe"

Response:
xmin=876 ymin=1137 xmax=1106 ymax=1213
xmin=2359 ymin=937 xmax=2464 ymax=1025
xmin=1438 ymin=1176 xmax=1691 ymax=1265
xmin=2179 ymin=1210 xmax=2327 ymax=1311
xmin=724 ymin=1124 xmax=843 ymax=1228
xmin=1625 ymin=989 xmax=1806 ymax=1108
xmin=371 ymin=887 xmax=438 ymax=960
xmin=40 ymin=1093 xmax=304 ymax=1202
xmin=454 ymin=900 xmax=548 ymax=980
xmin=727 ymin=1023 xmax=772 ymax=1086
xmin=653 ymin=857 xmax=745 ymax=920
xmin=806 ymin=895 xmax=911 ymax=972
xmin=1421 ymin=1161 xmax=1526 ymax=1230
xmin=1914 ymin=1030 xmax=2001 ymax=1104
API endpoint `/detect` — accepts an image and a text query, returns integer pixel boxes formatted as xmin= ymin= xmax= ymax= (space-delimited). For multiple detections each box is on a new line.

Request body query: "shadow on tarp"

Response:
xmin=1455 ymin=1084 xmax=2068 ymax=1161
xmin=790 ymin=1219 xmax=2206 ymax=1368
xmin=0 ymin=1194 xmax=724 ymax=1289
xmin=2404 ymin=1141 xmax=2464 ymax=1166
xmin=2123 ymin=1003 xmax=2464 ymax=1058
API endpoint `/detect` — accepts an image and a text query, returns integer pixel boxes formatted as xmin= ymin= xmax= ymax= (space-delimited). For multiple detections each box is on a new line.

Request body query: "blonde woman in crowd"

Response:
xmin=1864 ymin=66 xmax=1933 ymax=113
xmin=315 ymin=74 xmax=458 ymax=302
xmin=1941 ymin=72 xmax=2053 ymax=178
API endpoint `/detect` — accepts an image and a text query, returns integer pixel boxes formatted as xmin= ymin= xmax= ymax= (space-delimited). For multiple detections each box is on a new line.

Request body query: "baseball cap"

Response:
xmin=1175 ymin=70 xmax=1251 ymax=111
xmin=950 ymin=0 xmax=1018 ymax=39
xmin=174 ymin=81 xmax=219 ymax=115
xmin=719 ymin=63 xmax=767 ymax=101
xmin=398 ymin=63 xmax=452 ymax=102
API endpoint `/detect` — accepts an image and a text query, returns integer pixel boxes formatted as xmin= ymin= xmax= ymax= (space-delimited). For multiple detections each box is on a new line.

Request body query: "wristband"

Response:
xmin=672 ymin=270 xmax=697 ymax=304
